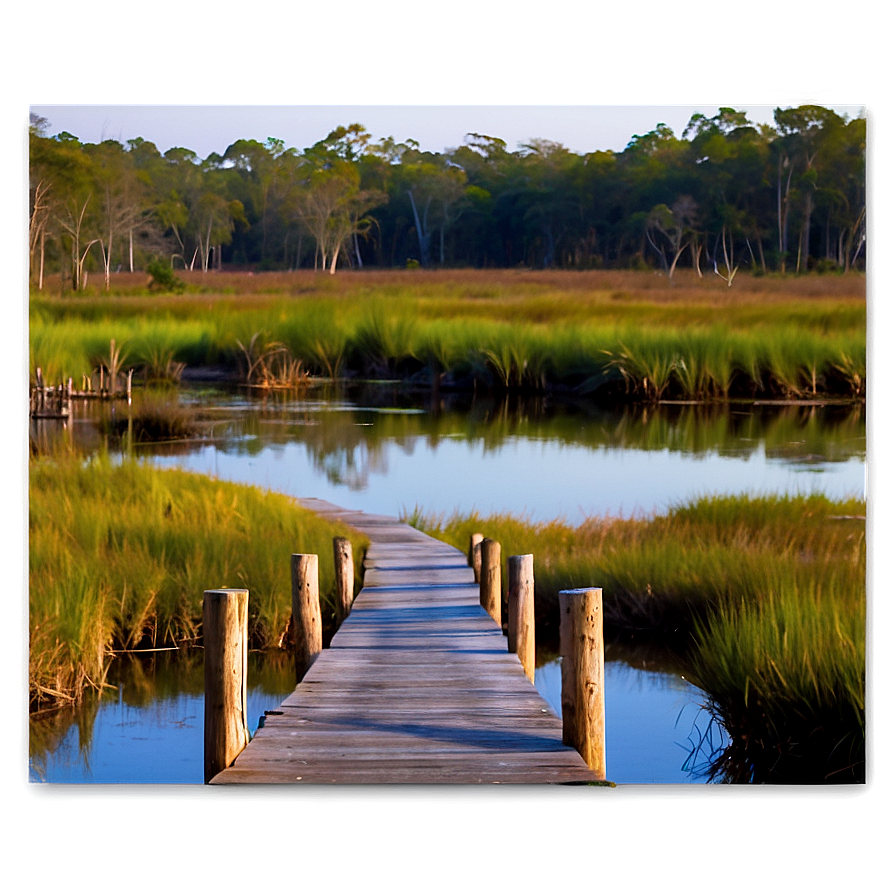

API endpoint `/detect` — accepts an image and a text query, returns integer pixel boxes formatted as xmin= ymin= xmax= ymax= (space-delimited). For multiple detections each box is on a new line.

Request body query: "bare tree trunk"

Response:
xmin=129 ymin=228 xmax=134 ymax=272
xmin=38 ymin=231 xmax=45 ymax=291
xmin=798 ymin=191 xmax=813 ymax=273
xmin=408 ymin=190 xmax=430 ymax=266
xmin=691 ymin=241 xmax=703 ymax=278
xmin=777 ymin=157 xmax=794 ymax=270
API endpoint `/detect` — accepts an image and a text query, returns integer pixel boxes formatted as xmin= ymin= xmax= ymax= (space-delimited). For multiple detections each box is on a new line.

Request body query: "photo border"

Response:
xmin=0 ymin=0 xmax=896 ymax=894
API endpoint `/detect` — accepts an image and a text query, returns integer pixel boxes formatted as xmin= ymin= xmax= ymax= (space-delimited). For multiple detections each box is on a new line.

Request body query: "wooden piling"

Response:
xmin=471 ymin=535 xmax=484 ymax=584
xmin=558 ymin=588 xmax=606 ymax=779
xmin=35 ymin=367 xmax=44 ymax=415
xmin=469 ymin=532 xmax=483 ymax=567
xmin=480 ymin=538 xmax=502 ymax=626
xmin=292 ymin=553 xmax=322 ymax=681
xmin=333 ymin=536 xmax=353 ymax=623
xmin=507 ymin=554 xmax=535 ymax=682
xmin=203 ymin=588 xmax=250 ymax=784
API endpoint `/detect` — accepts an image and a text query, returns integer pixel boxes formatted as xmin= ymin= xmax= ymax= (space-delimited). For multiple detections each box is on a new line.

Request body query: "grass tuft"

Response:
xmin=29 ymin=454 xmax=369 ymax=710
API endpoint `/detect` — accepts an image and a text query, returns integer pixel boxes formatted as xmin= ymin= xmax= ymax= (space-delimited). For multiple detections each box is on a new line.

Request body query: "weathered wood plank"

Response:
xmin=210 ymin=506 xmax=598 ymax=785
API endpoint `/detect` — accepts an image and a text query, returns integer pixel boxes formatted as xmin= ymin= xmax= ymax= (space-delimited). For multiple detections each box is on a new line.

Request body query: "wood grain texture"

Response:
xmin=507 ymin=554 xmax=535 ymax=683
xmin=559 ymin=588 xmax=607 ymax=780
xmin=291 ymin=553 xmax=321 ymax=681
xmin=210 ymin=502 xmax=597 ymax=785
xmin=333 ymin=536 xmax=353 ymax=622
xmin=203 ymin=589 xmax=249 ymax=784
xmin=479 ymin=538 xmax=502 ymax=626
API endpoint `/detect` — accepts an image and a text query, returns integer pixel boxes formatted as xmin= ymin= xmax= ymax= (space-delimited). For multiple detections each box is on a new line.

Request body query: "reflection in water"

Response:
xmin=30 ymin=645 xmax=725 ymax=784
xmin=133 ymin=385 xmax=866 ymax=522
xmin=29 ymin=650 xmax=296 ymax=784
xmin=535 ymin=660 xmax=728 ymax=785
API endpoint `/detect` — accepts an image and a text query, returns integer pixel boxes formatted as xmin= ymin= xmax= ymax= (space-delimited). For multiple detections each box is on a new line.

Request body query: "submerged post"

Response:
xmin=507 ymin=554 xmax=535 ymax=682
xmin=292 ymin=553 xmax=322 ymax=681
xmin=203 ymin=588 xmax=250 ymax=784
xmin=558 ymin=588 xmax=606 ymax=780
xmin=333 ymin=536 xmax=353 ymax=623
xmin=480 ymin=538 xmax=502 ymax=626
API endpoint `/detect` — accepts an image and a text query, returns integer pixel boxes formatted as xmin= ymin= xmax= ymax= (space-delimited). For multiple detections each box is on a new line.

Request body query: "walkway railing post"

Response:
xmin=203 ymin=588 xmax=250 ymax=784
xmin=507 ymin=554 xmax=535 ymax=682
xmin=469 ymin=532 xmax=483 ymax=581
xmin=480 ymin=538 xmax=502 ymax=626
xmin=467 ymin=532 xmax=482 ymax=582
xmin=558 ymin=587 xmax=606 ymax=780
xmin=333 ymin=536 xmax=353 ymax=623
xmin=292 ymin=553 xmax=322 ymax=681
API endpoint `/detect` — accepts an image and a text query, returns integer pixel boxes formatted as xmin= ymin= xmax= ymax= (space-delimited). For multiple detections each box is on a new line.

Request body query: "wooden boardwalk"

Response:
xmin=210 ymin=500 xmax=598 ymax=785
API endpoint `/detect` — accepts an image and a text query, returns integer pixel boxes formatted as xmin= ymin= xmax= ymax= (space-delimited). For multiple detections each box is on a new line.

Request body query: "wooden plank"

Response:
xmin=210 ymin=506 xmax=598 ymax=785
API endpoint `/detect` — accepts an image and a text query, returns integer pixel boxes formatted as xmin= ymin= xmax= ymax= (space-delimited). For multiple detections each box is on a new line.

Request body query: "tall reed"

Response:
xmin=29 ymin=454 xmax=368 ymax=710
xmin=30 ymin=270 xmax=865 ymax=399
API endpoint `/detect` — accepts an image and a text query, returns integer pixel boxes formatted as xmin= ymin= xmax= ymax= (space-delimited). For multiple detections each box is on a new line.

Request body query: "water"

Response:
xmin=29 ymin=384 xmax=865 ymax=784
xmin=145 ymin=385 xmax=864 ymax=523
xmin=30 ymin=648 xmax=725 ymax=785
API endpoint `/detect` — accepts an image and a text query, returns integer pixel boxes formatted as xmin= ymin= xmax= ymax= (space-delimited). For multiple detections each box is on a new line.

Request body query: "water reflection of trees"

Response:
xmin=37 ymin=386 xmax=865 ymax=485
xmin=211 ymin=389 xmax=865 ymax=487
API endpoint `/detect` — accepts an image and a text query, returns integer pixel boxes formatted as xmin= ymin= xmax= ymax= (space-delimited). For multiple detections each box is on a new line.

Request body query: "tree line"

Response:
xmin=28 ymin=106 xmax=865 ymax=290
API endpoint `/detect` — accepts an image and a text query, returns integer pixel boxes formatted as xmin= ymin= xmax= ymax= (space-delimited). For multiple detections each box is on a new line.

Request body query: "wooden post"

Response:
xmin=559 ymin=588 xmax=606 ymax=780
xmin=507 ymin=554 xmax=535 ymax=682
xmin=292 ymin=553 xmax=322 ymax=681
xmin=469 ymin=532 xmax=483 ymax=567
xmin=126 ymin=368 xmax=133 ymax=404
xmin=333 ymin=536 xmax=353 ymax=623
xmin=203 ymin=588 xmax=250 ymax=784
xmin=480 ymin=538 xmax=502 ymax=626
xmin=471 ymin=536 xmax=484 ymax=584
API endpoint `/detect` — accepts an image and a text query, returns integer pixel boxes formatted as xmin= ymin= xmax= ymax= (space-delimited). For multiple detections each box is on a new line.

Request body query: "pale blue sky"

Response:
xmin=30 ymin=103 xmax=865 ymax=159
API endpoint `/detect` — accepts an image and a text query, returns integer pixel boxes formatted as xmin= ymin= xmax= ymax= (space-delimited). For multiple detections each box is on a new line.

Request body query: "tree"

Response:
xmin=295 ymin=159 xmax=385 ymax=274
xmin=400 ymin=148 xmax=470 ymax=267
xmin=86 ymin=140 xmax=150 ymax=288
xmin=644 ymin=196 xmax=698 ymax=280
xmin=774 ymin=105 xmax=846 ymax=271
xmin=192 ymin=192 xmax=248 ymax=272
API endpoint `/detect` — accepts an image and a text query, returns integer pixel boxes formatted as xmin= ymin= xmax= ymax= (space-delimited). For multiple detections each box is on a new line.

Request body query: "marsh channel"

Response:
xmin=29 ymin=382 xmax=866 ymax=784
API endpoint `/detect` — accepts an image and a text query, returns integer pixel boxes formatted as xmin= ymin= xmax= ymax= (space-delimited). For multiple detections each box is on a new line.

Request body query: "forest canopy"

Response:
xmin=28 ymin=106 xmax=865 ymax=290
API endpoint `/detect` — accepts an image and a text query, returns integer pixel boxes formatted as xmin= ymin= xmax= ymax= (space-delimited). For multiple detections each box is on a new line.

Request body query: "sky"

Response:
xmin=28 ymin=103 xmax=867 ymax=159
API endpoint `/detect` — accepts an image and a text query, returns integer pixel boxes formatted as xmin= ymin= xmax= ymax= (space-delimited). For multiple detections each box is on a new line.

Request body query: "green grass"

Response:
xmin=689 ymin=579 xmax=865 ymax=782
xmin=28 ymin=453 xmax=369 ymax=711
xmin=408 ymin=493 xmax=866 ymax=782
xmin=29 ymin=269 xmax=866 ymax=399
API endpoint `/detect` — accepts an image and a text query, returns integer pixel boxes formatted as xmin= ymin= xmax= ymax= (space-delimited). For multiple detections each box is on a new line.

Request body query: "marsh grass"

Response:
xmin=409 ymin=493 xmax=865 ymax=782
xmin=98 ymin=393 xmax=203 ymax=443
xmin=29 ymin=454 xmax=369 ymax=711
xmin=689 ymin=579 xmax=865 ymax=782
xmin=30 ymin=269 xmax=865 ymax=399
xmin=235 ymin=331 xmax=310 ymax=388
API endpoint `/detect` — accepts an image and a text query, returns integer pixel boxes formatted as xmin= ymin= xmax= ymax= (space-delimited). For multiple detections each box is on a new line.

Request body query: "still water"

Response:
xmin=29 ymin=384 xmax=865 ymax=784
